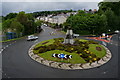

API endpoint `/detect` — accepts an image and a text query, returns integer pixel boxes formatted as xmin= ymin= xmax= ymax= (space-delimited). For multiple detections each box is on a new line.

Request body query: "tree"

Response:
xmin=98 ymin=1 xmax=120 ymax=31
xmin=2 ymin=19 xmax=13 ymax=32
xmin=10 ymin=20 xmax=24 ymax=37
xmin=63 ymin=10 xmax=107 ymax=35
xmin=35 ymin=20 xmax=42 ymax=26
xmin=104 ymin=8 xmax=117 ymax=31
xmin=4 ymin=13 xmax=17 ymax=20
xmin=16 ymin=11 xmax=37 ymax=35
xmin=16 ymin=11 xmax=28 ymax=26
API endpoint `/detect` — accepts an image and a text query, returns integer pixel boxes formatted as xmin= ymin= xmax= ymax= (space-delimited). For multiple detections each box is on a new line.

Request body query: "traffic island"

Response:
xmin=28 ymin=38 xmax=112 ymax=70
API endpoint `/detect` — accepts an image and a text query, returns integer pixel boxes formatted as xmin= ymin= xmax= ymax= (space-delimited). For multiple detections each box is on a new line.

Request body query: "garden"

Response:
xmin=33 ymin=38 xmax=106 ymax=64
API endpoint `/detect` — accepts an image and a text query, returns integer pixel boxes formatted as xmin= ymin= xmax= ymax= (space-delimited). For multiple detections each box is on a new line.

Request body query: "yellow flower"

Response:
xmin=89 ymin=60 xmax=92 ymax=63
xmin=89 ymin=56 xmax=92 ymax=58
xmin=86 ymin=51 xmax=89 ymax=53
xmin=71 ymin=48 xmax=74 ymax=50
xmin=90 ymin=52 xmax=93 ymax=54
xmin=75 ymin=51 xmax=77 ymax=52
xmin=93 ymin=58 xmax=97 ymax=61
xmin=82 ymin=44 xmax=85 ymax=46
xmin=80 ymin=54 xmax=82 ymax=55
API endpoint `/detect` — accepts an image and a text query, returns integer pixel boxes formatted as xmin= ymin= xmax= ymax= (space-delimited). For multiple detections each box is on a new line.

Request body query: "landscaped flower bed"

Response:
xmin=33 ymin=38 xmax=106 ymax=64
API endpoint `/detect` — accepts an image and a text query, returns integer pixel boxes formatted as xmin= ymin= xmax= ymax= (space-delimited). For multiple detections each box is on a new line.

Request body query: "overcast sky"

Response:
xmin=1 ymin=1 xmax=101 ymax=16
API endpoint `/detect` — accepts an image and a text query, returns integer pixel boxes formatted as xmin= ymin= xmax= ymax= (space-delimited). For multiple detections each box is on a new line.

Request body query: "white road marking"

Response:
xmin=34 ymin=40 xmax=38 ymax=43
xmin=6 ymin=45 xmax=9 ymax=47
xmin=0 ymin=50 xmax=2 ymax=53
xmin=3 ymin=47 xmax=6 ymax=49
xmin=0 ymin=49 xmax=3 ymax=52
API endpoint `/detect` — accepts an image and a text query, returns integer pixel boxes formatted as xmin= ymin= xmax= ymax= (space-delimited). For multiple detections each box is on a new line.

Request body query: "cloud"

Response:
xmin=2 ymin=0 xmax=103 ymax=2
xmin=2 ymin=2 xmax=99 ymax=16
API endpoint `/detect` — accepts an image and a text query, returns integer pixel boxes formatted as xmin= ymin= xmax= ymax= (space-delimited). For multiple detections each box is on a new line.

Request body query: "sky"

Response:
xmin=1 ymin=0 xmax=104 ymax=16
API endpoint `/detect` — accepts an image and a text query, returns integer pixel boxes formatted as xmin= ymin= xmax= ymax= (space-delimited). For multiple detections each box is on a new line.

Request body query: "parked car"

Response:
xmin=27 ymin=35 xmax=38 ymax=41
xmin=43 ymin=24 xmax=47 ymax=27
xmin=115 ymin=30 xmax=119 ymax=33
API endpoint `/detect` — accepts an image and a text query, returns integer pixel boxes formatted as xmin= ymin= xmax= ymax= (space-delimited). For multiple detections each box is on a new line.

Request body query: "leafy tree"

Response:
xmin=4 ymin=13 xmax=17 ymax=20
xmin=98 ymin=1 xmax=120 ymax=31
xmin=35 ymin=20 xmax=42 ymax=26
xmin=16 ymin=11 xmax=28 ymax=26
xmin=10 ymin=20 xmax=24 ymax=37
xmin=63 ymin=10 xmax=107 ymax=35
xmin=2 ymin=19 xmax=13 ymax=32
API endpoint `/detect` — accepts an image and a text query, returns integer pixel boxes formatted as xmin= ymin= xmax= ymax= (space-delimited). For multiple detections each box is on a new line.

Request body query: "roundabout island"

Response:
xmin=28 ymin=28 xmax=112 ymax=70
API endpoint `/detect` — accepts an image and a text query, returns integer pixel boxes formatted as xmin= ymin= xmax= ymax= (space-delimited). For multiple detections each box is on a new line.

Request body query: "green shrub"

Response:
xmin=33 ymin=50 xmax=39 ymax=54
xmin=87 ymin=40 xmax=99 ymax=44
xmin=54 ymin=38 xmax=64 ymax=42
xmin=34 ymin=46 xmax=41 ymax=50
xmin=56 ymin=46 xmax=64 ymax=50
xmin=39 ymin=47 xmax=47 ymax=53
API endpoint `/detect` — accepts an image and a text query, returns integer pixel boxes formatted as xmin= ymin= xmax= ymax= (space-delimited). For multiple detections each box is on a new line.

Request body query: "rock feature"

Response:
xmin=64 ymin=27 xmax=74 ymax=44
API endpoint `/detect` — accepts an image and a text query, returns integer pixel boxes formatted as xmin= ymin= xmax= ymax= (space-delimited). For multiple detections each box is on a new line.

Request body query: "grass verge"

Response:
xmin=38 ymin=50 xmax=86 ymax=64
xmin=88 ymin=44 xmax=106 ymax=58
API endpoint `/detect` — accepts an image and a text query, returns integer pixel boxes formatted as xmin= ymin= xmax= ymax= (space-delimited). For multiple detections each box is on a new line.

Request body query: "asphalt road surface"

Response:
xmin=1 ymin=26 xmax=119 ymax=78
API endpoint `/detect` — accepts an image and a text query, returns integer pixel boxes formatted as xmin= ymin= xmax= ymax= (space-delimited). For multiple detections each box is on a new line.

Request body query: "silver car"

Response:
xmin=27 ymin=35 xmax=38 ymax=41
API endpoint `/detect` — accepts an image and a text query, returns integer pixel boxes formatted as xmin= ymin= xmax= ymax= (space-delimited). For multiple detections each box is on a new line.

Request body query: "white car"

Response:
xmin=115 ymin=30 xmax=119 ymax=33
xmin=43 ymin=24 xmax=47 ymax=27
xmin=27 ymin=35 xmax=38 ymax=41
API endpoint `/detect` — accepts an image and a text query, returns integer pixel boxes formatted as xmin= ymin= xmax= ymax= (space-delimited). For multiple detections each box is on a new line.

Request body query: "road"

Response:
xmin=1 ymin=26 xmax=119 ymax=78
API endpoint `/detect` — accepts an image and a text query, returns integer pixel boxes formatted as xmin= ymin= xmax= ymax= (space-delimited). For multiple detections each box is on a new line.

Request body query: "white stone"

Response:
xmin=91 ymin=61 xmax=99 ymax=67
xmin=97 ymin=59 xmax=106 ymax=64
xmin=36 ymin=58 xmax=42 ymax=63
xmin=50 ymin=62 xmax=60 ymax=68
xmin=42 ymin=60 xmax=51 ymax=66
xmin=60 ymin=63 xmax=71 ymax=69
xmin=105 ymin=54 xmax=111 ymax=58
xmin=71 ymin=64 xmax=82 ymax=69
xmin=82 ymin=63 xmax=92 ymax=69
xmin=102 ymin=57 xmax=110 ymax=62
xmin=32 ymin=55 xmax=39 ymax=59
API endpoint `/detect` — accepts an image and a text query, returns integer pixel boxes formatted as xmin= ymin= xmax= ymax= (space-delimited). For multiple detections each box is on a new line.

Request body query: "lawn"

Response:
xmin=38 ymin=50 xmax=86 ymax=64
xmin=79 ymin=39 xmax=88 ymax=42
xmin=88 ymin=44 xmax=106 ymax=58
xmin=34 ymin=39 xmax=55 ymax=48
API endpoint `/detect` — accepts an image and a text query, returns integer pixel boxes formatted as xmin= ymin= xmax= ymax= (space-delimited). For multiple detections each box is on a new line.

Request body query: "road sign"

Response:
xmin=59 ymin=54 xmax=65 ymax=58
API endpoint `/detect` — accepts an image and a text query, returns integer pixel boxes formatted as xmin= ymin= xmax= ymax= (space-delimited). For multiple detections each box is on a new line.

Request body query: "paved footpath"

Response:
xmin=87 ymin=36 xmax=112 ymax=43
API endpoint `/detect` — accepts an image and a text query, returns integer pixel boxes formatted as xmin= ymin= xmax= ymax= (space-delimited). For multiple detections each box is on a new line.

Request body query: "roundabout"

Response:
xmin=28 ymin=38 xmax=112 ymax=70
xmin=2 ymin=26 xmax=118 ymax=78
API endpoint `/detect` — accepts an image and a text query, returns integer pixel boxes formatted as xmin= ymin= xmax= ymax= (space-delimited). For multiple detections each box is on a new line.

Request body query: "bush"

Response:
xmin=54 ymin=38 xmax=64 ymax=42
xmin=34 ymin=46 xmax=41 ymax=50
xmin=87 ymin=40 xmax=99 ymax=44
xmin=56 ymin=46 xmax=64 ymax=50
xmin=96 ymin=47 xmax=102 ymax=51
xmin=39 ymin=47 xmax=47 ymax=53
xmin=84 ymin=44 xmax=89 ymax=49
xmin=33 ymin=50 xmax=39 ymax=54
